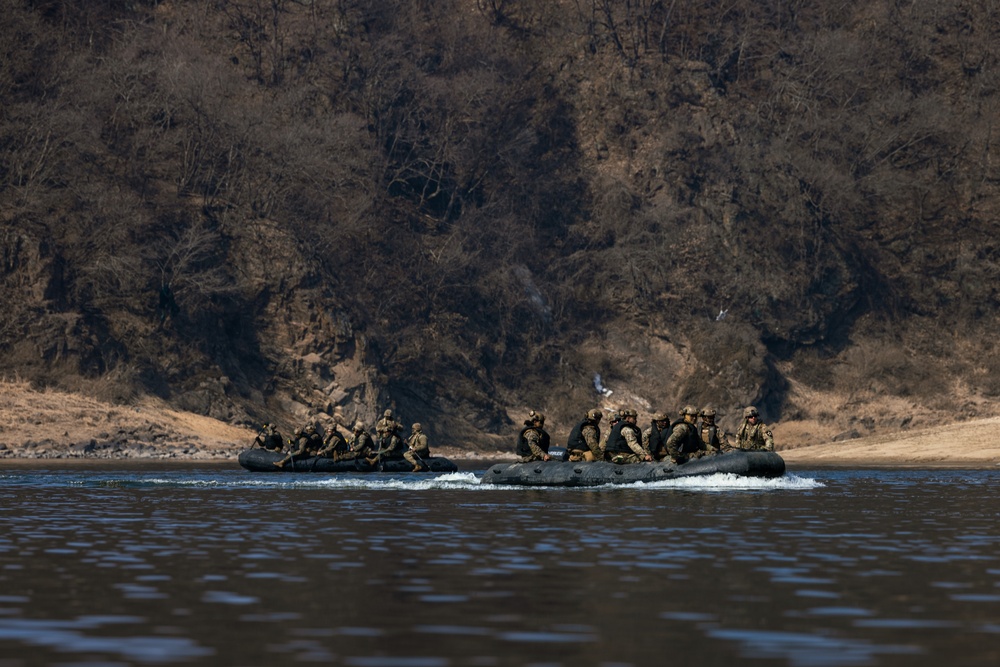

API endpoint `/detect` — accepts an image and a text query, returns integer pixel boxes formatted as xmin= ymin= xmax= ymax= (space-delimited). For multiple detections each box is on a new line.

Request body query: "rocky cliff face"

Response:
xmin=3 ymin=0 xmax=1000 ymax=447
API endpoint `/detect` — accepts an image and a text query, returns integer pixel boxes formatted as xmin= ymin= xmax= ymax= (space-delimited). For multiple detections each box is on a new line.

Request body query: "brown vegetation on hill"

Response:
xmin=3 ymin=1 xmax=1000 ymax=452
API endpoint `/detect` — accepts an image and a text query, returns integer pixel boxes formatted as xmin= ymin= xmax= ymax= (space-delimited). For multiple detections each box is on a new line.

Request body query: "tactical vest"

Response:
xmin=325 ymin=433 xmax=348 ymax=452
xmin=352 ymin=432 xmax=374 ymax=454
xmin=700 ymin=424 xmax=720 ymax=447
xmin=516 ymin=426 xmax=550 ymax=457
xmin=381 ymin=433 xmax=404 ymax=458
xmin=669 ymin=420 xmax=702 ymax=454
xmin=302 ymin=432 xmax=324 ymax=454
xmin=566 ymin=419 xmax=599 ymax=450
xmin=737 ymin=422 xmax=770 ymax=450
xmin=605 ymin=422 xmax=641 ymax=454
xmin=646 ymin=423 xmax=667 ymax=457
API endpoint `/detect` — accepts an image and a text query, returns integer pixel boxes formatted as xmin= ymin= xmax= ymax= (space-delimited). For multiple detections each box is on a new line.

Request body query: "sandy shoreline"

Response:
xmin=778 ymin=415 xmax=1000 ymax=468
xmin=3 ymin=380 xmax=1000 ymax=467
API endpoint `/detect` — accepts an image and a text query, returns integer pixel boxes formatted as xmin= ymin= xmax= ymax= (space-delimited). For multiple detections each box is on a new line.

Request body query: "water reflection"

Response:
xmin=0 ymin=616 xmax=214 ymax=662
xmin=705 ymin=627 xmax=922 ymax=666
xmin=0 ymin=467 xmax=997 ymax=666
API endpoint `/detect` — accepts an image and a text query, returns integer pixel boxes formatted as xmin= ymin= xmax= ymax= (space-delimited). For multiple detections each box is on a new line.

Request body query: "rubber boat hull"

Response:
xmin=238 ymin=448 xmax=459 ymax=473
xmin=480 ymin=450 xmax=785 ymax=486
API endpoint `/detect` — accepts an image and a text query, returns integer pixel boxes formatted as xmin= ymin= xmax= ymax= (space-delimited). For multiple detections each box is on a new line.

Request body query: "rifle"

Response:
xmin=368 ymin=436 xmax=389 ymax=471
xmin=405 ymin=433 xmax=429 ymax=471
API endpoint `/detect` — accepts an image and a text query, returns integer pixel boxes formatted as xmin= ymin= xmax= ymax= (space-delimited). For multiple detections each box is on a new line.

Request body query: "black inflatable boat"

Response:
xmin=238 ymin=448 xmax=459 ymax=473
xmin=480 ymin=450 xmax=785 ymax=487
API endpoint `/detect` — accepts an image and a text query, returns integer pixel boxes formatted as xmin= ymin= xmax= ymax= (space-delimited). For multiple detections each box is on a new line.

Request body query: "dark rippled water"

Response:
xmin=0 ymin=462 xmax=998 ymax=666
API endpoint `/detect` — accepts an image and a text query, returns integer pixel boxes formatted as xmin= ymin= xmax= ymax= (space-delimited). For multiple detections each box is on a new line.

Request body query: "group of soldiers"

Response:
xmin=254 ymin=404 xmax=773 ymax=470
xmin=516 ymin=405 xmax=775 ymax=465
xmin=253 ymin=409 xmax=432 ymax=471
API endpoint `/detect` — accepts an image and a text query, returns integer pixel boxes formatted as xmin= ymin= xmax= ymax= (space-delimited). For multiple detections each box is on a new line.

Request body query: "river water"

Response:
xmin=0 ymin=462 xmax=997 ymax=667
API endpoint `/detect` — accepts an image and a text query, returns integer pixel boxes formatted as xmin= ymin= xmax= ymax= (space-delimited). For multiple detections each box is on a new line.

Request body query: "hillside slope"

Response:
xmin=3 ymin=1 xmax=1000 ymax=445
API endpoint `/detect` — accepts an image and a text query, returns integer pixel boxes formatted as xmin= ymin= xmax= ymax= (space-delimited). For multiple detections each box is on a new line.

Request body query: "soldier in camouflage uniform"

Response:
xmin=604 ymin=409 xmax=651 ymax=464
xmin=349 ymin=421 xmax=376 ymax=460
xmin=315 ymin=421 xmax=351 ymax=460
xmin=665 ymin=406 xmax=704 ymax=464
xmin=566 ymin=409 xmax=603 ymax=462
xmin=370 ymin=421 xmax=406 ymax=464
xmin=254 ymin=423 xmax=284 ymax=452
xmin=403 ymin=423 xmax=430 ymax=472
xmin=375 ymin=409 xmax=397 ymax=445
xmin=273 ymin=419 xmax=325 ymax=468
xmin=642 ymin=412 xmax=671 ymax=461
xmin=698 ymin=407 xmax=730 ymax=454
xmin=735 ymin=406 xmax=775 ymax=451
xmin=515 ymin=411 xmax=552 ymax=462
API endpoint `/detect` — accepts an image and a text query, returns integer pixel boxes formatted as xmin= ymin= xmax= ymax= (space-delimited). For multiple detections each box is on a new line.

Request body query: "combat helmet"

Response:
xmin=743 ymin=406 xmax=759 ymax=418
xmin=680 ymin=405 xmax=699 ymax=417
xmin=652 ymin=412 xmax=669 ymax=422
xmin=700 ymin=407 xmax=717 ymax=418
xmin=586 ymin=409 xmax=603 ymax=422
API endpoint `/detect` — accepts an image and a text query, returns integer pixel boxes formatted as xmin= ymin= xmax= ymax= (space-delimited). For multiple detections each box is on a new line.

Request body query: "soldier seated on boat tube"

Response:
xmin=665 ymin=406 xmax=704 ymax=464
xmin=315 ymin=419 xmax=351 ymax=461
xmin=516 ymin=411 xmax=552 ymax=462
xmin=699 ymin=407 xmax=731 ymax=454
xmin=374 ymin=409 xmax=397 ymax=447
xmin=642 ymin=412 xmax=671 ymax=462
xmin=566 ymin=409 xmax=603 ymax=462
xmin=254 ymin=423 xmax=284 ymax=452
xmin=349 ymin=421 xmax=376 ymax=459
xmin=369 ymin=421 xmax=406 ymax=463
xmin=735 ymin=406 xmax=774 ymax=452
xmin=403 ymin=422 xmax=430 ymax=472
xmin=604 ymin=409 xmax=651 ymax=464
xmin=273 ymin=419 xmax=325 ymax=468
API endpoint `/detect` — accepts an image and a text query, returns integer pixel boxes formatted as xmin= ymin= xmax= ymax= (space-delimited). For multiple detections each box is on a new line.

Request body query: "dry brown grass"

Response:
xmin=778 ymin=417 xmax=1000 ymax=467
xmin=0 ymin=378 xmax=254 ymax=456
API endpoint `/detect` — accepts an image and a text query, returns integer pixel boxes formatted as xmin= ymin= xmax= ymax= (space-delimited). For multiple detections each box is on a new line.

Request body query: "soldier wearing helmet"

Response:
xmin=349 ymin=421 xmax=376 ymax=460
xmin=370 ymin=418 xmax=405 ymax=464
xmin=254 ymin=423 xmax=285 ymax=452
xmin=403 ymin=422 xmax=431 ymax=472
xmin=315 ymin=416 xmax=351 ymax=461
xmin=273 ymin=418 xmax=325 ymax=468
xmin=604 ymin=408 xmax=651 ymax=464
xmin=698 ymin=407 xmax=730 ymax=454
xmin=665 ymin=405 xmax=704 ymax=464
xmin=566 ymin=409 xmax=603 ymax=462
xmin=375 ymin=409 xmax=397 ymax=443
xmin=735 ymin=406 xmax=774 ymax=451
xmin=516 ymin=410 xmax=552 ymax=462
xmin=642 ymin=412 xmax=671 ymax=461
